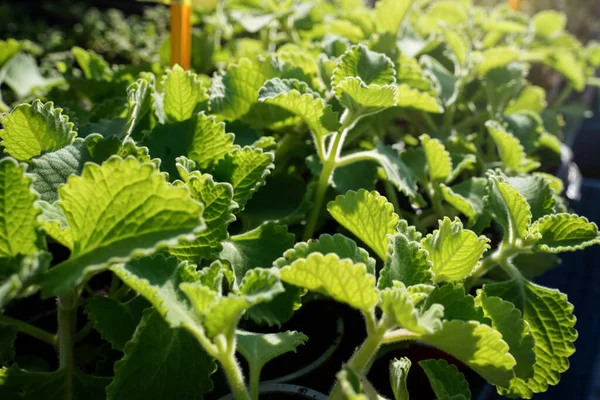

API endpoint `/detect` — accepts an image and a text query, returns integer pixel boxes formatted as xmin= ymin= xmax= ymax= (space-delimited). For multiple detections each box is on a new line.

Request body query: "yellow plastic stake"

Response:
xmin=509 ymin=0 xmax=520 ymax=11
xmin=171 ymin=0 xmax=192 ymax=70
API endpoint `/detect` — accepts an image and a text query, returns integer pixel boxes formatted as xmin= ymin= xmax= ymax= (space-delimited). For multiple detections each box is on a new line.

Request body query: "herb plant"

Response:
xmin=1 ymin=0 xmax=600 ymax=399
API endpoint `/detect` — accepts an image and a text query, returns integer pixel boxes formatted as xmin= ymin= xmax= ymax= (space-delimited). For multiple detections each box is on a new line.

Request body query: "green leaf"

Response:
xmin=477 ymin=47 xmax=520 ymax=77
xmin=107 ymin=309 xmax=215 ymax=400
xmin=332 ymin=44 xmax=396 ymax=88
xmin=419 ymin=359 xmax=471 ymax=400
xmin=420 ymin=55 xmax=460 ymax=107
xmin=423 ymin=284 xmax=487 ymax=323
xmin=72 ymin=47 xmax=112 ymax=81
xmin=378 ymin=233 xmax=432 ymax=288
xmin=484 ymin=280 xmax=576 ymax=397
xmin=389 ymin=357 xmax=411 ymax=400
xmin=421 ymin=134 xmax=452 ymax=183
xmin=334 ymin=77 xmax=397 ymax=116
xmin=236 ymin=330 xmax=308 ymax=380
xmin=487 ymin=174 xmax=532 ymax=243
xmin=421 ymin=217 xmax=490 ymax=282
xmin=440 ymin=26 xmax=470 ymax=66
xmin=327 ymin=189 xmax=399 ymax=260
xmin=280 ymin=253 xmax=379 ymax=312
xmin=0 ymin=100 xmax=76 ymax=161
xmin=212 ymin=147 xmax=274 ymax=211
xmin=85 ymin=295 xmax=148 ymax=351
xmin=111 ymin=254 xmax=196 ymax=327
xmin=0 ymin=324 xmax=17 ymax=366
xmin=373 ymin=0 xmax=414 ymax=35
xmin=275 ymin=233 xmax=376 ymax=275
xmin=396 ymin=54 xmax=436 ymax=94
xmin=533 ymin=10 xmax=566 ymax=38
xmin=0 ymin=366 xmax=109 ymax=400
xmin=396 ymin=84 xmax=444 ymax=113
xmin=143 ymin=112 xmax=236 ymax=179
xmin=528 ymin=213 xmax=600 ymax=252
xmin=504 ymin=86 xmax=547 ymax=115
xmin=0 ymin=251 xmax=51 ymax=309
xmin=2 ymin=54 xmax=63 ymax=100
xmin=37 ymin=201 xmax=73 ymax=250
xmin=43 ymin=157 xmax=205 ymax=296
xmin=124 ymin=78 xmax=154 ymax=137
xmin=0 ymin=158 xmax=40 ymax=260
xmin=162 ymin=65 xmax=208 ymax=122
xmin=258 ymin=78 xmax=340 ymax=140
xmin=475 ymin=290 xmax=535 ymax=380
xmin=381 ymin=281 xmax=443 ymax=334
xmin=420 ymin=320 xmax=516 ymax=388
xmin=0 ymin=39 xmax=21 ymax=68
xmin=486 ymin=121 xmax=539 ymax=173
xmin=440 ymin=177 xmax=488 ymax=223
xmin=505 ymin=175 xmax=555 ymax=222
xmin=170 ymin=173 xmax=237 ymax=263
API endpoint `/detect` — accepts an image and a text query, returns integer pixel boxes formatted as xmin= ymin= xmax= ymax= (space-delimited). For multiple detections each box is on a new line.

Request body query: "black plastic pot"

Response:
xmin=217 ymin=384 xmax=327 ymax=400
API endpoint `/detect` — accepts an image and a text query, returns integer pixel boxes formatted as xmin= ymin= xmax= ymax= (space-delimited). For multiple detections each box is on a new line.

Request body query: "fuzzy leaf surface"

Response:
xmin=419 ymin=359 xmax=471 ymax=400
xmin=378 ymin=233 xmax=432 ymax=288
xmin=528 ymin=213 xmax=599 ymax=253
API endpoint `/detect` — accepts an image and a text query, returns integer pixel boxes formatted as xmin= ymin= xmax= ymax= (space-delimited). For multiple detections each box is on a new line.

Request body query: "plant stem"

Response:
xmin=75 ymin=321 xmax=95 ymax=343
xmin=220 ymin=350 xmax=252 ymax=400
xmin=303 ymin=110 xmax=358 ymax=240
xmin=249 ymin=365 xmax=261 ymax=400
xmin=58 ymin=291 xmax=78 ymax=400
xmin=551 ymin=85 xmax=573 ymax=113
xmin=0 ymin=314 xmax=56 ymax=346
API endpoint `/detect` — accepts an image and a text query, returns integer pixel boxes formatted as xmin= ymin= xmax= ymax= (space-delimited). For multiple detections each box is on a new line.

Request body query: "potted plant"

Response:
xmin=1 ymin=0 xmax=599 ymax=399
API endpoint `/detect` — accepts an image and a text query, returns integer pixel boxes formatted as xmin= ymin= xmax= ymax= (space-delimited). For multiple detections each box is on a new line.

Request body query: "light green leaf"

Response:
xmin=43 ymin=157 xmax=205 ymax=296
xmin=2 ymin=53 xmax=63 ymax=99
xmin=440 ymin=177 xmax=488 ymax=223
xmin=423 ymin=284 xmax=487 ymax=323
xmin=258 ymin=78 xmax=340 ymax=140
xmin=0 ymin=158 xmax=40 ymax=260
xmin=475 ymin=290 xmax=535 ymax=380
xmin=124 ymin=78 xmax=154 ymax=137
xmin=396 ymin=84 xmax=443 ymax=113
xmin=0 ymin=39 xmax=21 ymax=68
xmin=484 ymin=280 xmax=576 ymax=397
xmin=420 ymin=320 xmax=516 ymax=388
xmin=381 ymin=281 xmax=443 ymax=334
xmin=420 ymin=55 xmax=460 ymax=107
xmin=280 ymin=253 xmax=379 ymax=312
xmin=528 ymin=213 xmax=600 ymax=252
xmin=441 ymin=26 xmax=470 ymax=66
xmin=162 ymin=65 xmax=208 ymax=122
xmin=396 ymin=54 xmax=436 ymax=94
xmin=85 ymin=295 xmax=148 ymax=351
xmin=536 ymin=50 xmax=585 ymax=92
xmin=107 ymin=309 xmax=215 ymax=400
xmin=504 ymin=86 xmax=547 ymax=115
xmin=72 ymin=47 xmax=112 ymax=81
xmin=419 ymin=1 xmax=468 ymax=34
xmin=486 ymin=120 xmax=539 ymax=173
xmin=421 ymin=134 xmax=452 ymax=183
xmin=327 ymin=189 xmax=399 ymax=260
xmin=0 ymin=100 xmax=76 ymax=161
xmin=390 ymin=357 xmax=411 ymax=400
xmin=170 ymin=173 xmax=237 ymax=263
xmin=334 ymin=77 xmax=397 ymax=116
xmin=37 ymin=201 xmax=73 ymax=251
xmin=477 ymin=47 xmax=520 ymax=77
xmin=533 ymin=10 xmax=566 ymax=38
xmin=421 ymin=217 xmax=490 ymax=282
xmin=419 ymin=359 xmax=471 ymax=400
xmin=533 ymin=172 xmax=564 ymax=195
xmin=373 ymin=0 xmax=414 ymax=35
xmin=0 ymin=251 xmax=51 ymax=310
xmin=236 ymin=330 xmax=308 ymax=382
xmin=487 ymin=174 xmax=532 ymax=243
xmin=378 ymin=233 xmax=432 ymax=288
xmin=212 ymin=147 xmax=274 ymax=211
xmin=505 ymin=175 xmax=555 ymax=222
xmin=332 ymin=44 xmax=396 ymax=88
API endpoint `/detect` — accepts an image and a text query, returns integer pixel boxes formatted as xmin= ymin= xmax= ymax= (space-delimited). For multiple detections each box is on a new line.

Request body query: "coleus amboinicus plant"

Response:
xmin=1 ymin=0 xmax=600 ymax=399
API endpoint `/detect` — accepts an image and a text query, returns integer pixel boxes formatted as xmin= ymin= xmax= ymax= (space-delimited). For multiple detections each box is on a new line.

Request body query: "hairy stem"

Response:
xmin=249 ymin=364 xmax=261 ymax=400
xmin=58 ymin=291 xmax=78 ymax=400
xmin=0 ymin=314 xmax=56 ymax=346
xmin=220 ymin=350 xmax=252 ymax=400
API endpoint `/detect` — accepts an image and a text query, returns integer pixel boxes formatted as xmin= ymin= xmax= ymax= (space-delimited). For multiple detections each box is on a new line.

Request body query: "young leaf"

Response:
xmin=396 ymin=84 xmax=444 ymax=113
xmin=505 ymin=175 xmax=555 ymax=222
xmin=334 ymin=77 xmax=397 ymax=116
xmin=373 ymin=0 xmax=414 ymax=35
xmin=423 ymin=284 xmax=487 ymax=323
xmin=257 ymin=78 xmax=340 ymax=140
xmin=475 ymin=290 xmax=535 ymax=380
xmin=440 ymin=177 xmax=488 ymax=223
xmin=236 ymin=330 xmax=308 ymax=382
xmin=380 ymin=281 xmax=443 ymax=334
xmin=0 ymin=158 xmax=41 ymax=260
xmin=421 ymin=217 xmax=490 ymax=282
xmin=477 ymin=47 xmax=520 ymax=77
xmin=504 ymin=85 xmax=547 ymax=115
xmin=486 ymin=120 xmax=539 ymax=173
xmin=419 ymin=359 xmax=471 ymax=400
xmin=43 ymin=156 xmax=206 ymax=296
xmin=378 ymin=233 xmax=433 ymax=289
xmin=389 ymin=357 xmax=411 ymax=400
xmin=85 ymin=295 xmax=148 ymax=351
xmin=419 ymin=320 xmax=516 ymax=388
xmin=170 ymin=173 xmax=237 ymax=263
xmin=332 ymin=44 xmax=396 ymax=88
xmin=211 ymin=147 xmax=274 ymax=211
xmin=72 ymin=47 xmax=112 ymax=81
xmin=0 ymin=100 xmax=76 ymax=161
xmin=280 ymin=253 xmax=379 ymax=312
xmin=487 ymin=174 xmax=532 ymax=243
xmin=533 ymin=10 xmax=566 ymax=38
xmin=107 ymin=309 xmax=215 ymax=400
xmin=327 ymin=189 xmax=399 ymax=260
xmin=484 ymin=280 xmax=576 ymax=397
xmin=528 ymin=213 xmax=600 ymax=252
xmin=162 ymin=65 xmax=208 ymax=122
xmin=421 ymin=134 xmax=452 ymax=183
xmin=124 ymin=78 xmax=154 ymax=137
